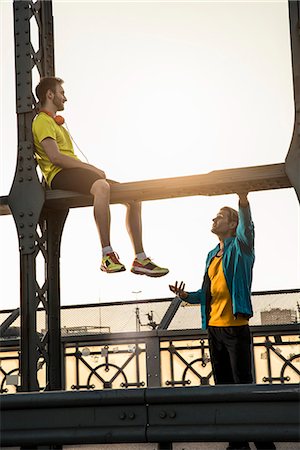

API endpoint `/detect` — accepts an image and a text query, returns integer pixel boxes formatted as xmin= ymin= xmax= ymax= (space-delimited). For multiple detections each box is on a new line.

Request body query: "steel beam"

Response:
xmin=158 ymin=297 xmax=182 ymax=330
xmin=1 ymin=384 xmax=299 ymax=447
xmin=285 ymin=1 xmax=300 ymax=202
xmin=0 ymin=162 xmax=292 ymax=217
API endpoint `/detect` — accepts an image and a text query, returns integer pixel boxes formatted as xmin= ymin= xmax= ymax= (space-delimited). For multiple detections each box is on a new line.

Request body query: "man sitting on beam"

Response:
xmin=32 ymin=77 xmax=169 ymax=277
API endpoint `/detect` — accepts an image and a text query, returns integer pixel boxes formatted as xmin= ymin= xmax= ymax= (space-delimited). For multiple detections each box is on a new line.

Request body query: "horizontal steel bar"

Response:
xmin=1 ymin=323 xmax=300 ymax=348
xmin=0 ymin=163 xmax=292 ymax=216
xmin=1 ymin=384 xmax=299 ymax=446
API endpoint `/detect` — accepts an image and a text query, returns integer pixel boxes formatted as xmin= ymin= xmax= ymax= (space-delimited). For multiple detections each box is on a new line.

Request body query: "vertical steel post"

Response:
xmin=145 ymin=336 xmax=161 ymax=388
xmin=286 ymin=1 xmax=300 ymax=202
xmin=45 ymin=208 xmax=68 ymax=390
xmin=9 ymin=0 xmax=67 ymax=395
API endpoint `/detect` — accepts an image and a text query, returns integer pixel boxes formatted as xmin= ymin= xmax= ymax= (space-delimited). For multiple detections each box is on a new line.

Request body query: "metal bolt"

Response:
xmin=29 ymin=234 xmax=33 ymax=238
xmin=18 ymin=167 xmax=23 ymax=172
xmin=169 ymin=411 xmax=176 ymax=419
xmin=159 ymin=411 xmax=167 ymax=419
xmin=20 ymin=224 xmax=24 ymax=228
xmin=19 ymin=212 xmax=24 ymax=217
xmin=119 ymin=412 xmax=126 ymax=420
xmin=19 ymin=177 xmax=23 ymax=182
xmin=128 ymin=412 xmax=135 ymax=420
xmin=27 ymin=177 xmax=32 ymax=181
xmin=28 ymin=211 xmax=33 ymax=216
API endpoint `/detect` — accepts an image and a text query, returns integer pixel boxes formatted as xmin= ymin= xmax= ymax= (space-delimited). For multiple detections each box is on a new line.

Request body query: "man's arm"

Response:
xmin=236 ymin=192 xmax=254 ymax=251
xmin=41 ymin=138 xmax=106 ymax=179
xmin=169 ymin=281 xmax=202 ymax=305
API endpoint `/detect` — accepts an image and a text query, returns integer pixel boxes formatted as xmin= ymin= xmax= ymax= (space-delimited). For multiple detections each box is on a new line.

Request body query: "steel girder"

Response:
xmin=286 ymin=1 xmax=300 ymax=201
xmin=1 ymin=384 xmax=299 ymax=447
xmin=8 ymin=0 xmax=68 ymax=393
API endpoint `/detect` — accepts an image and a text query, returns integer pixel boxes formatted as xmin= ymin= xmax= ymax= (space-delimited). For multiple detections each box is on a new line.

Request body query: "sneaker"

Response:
xmin=131 ymin=257 xmax=169 ymax=277
xmin=101 ymin=252 xmax=126 ymax=273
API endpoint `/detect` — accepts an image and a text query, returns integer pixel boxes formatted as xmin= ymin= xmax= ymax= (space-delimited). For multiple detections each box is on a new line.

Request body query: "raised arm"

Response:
xmin=236 ymin=192 xmax=254 ymax=252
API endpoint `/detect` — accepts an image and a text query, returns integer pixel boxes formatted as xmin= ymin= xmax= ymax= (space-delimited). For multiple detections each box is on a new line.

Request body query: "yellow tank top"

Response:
xmin=208 ymin=255 xmax=248 ymax=327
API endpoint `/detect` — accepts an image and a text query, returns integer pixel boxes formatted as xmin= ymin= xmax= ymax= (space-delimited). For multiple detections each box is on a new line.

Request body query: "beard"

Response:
xmin=53 ymin=95 xmax=64 ymax=111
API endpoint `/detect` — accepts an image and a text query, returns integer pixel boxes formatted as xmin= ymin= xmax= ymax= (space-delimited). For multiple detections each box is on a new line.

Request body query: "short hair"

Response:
xmin=35 ymin=77 xmax=64 ymax=105
xmin=221 ymin=206 xmax=239 ymax=235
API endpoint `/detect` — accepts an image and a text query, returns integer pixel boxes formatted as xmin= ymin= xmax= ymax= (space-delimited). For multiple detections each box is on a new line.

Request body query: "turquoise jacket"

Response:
xmin=186 ymin=202 xmax=255 ymax=329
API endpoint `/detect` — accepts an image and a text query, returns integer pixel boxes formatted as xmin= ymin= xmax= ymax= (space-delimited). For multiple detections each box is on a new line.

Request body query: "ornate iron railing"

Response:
xmin=1 ymin=324 xmax=299 ymax=394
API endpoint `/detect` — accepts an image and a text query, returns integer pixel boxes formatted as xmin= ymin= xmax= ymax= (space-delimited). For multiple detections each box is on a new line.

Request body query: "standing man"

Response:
xmin=169 ymin=194 xmax=276 ymax=450
xmin=32 ymin=77 xmax=169 ymax=277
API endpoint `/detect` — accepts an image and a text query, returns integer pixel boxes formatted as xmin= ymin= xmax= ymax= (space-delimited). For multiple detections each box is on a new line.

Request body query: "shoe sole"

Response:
xmin=131 ymin=267 xmax=169 ymax=277
xmin=101 ymin=266 xmax=126 ymax=273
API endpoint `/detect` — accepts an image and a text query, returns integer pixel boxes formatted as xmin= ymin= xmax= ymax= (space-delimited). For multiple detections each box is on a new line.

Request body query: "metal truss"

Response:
xmin=7 ymin=0 xmax=68 ymax=393
xmin=3 ymin=0 xmax=300 ymax=399
xmin=285 ymin=1 xmax=300 ymax=201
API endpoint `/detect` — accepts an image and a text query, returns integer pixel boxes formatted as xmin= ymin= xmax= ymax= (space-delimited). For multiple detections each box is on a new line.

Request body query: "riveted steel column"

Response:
xmin=8 ymin=0 xmax=57 ymax=393
xmin=286 ymin=0 xmax=300 ymax=202
xmin=43 ymin=208 xmax=69 ymax=391
xmin=145 ymin=336 xmax=161 ymax=388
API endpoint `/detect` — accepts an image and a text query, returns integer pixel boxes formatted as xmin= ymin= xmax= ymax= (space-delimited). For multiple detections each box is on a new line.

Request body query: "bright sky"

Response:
xmin=0 ymin=0 xmax=299 ymax=311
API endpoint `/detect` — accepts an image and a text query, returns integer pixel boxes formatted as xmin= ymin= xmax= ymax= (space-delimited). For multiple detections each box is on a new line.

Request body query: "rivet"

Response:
xmin=29 ymin=233 xmax=33 ymax=238
xmin=20 ymin=246 xmax=24 ymax=250
xmin=19 ymin=212 xmax=24 ymax=217
xmin=27 ymin=166 xmax=32 ymax=170
xmin=19 ymin=167 xmax=23 ymax=172
xmin=19 ymin=234 xmax=24 ymax=239
xmin=19 ymin=177 xmax=23 ymax=182
xmin=20 ymin=224 xmax=24 ymax=228
xmin=29 ymin=223 xmax=33 ymax=227
xmin=159 ymin=411 xmax=167 ymax=419
xmin=28 ymin=211 xmax=33 ymax=216
xmin=129 ymin=412 xmax=135 ymax=420
xmin=27 ymin=155 xmax=31 ymax=160
xmin=29 ymin=245 xmax=34 ymax=250
xmin=119 ymin=412 xmax=126 ymax=420
xmin=27 ymin=176 xmax=32 ymax=181
xmin=169 ymin=411 xmax=176 ymax=419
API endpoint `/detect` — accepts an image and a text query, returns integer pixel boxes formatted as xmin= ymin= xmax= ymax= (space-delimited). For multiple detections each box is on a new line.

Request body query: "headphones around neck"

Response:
xmin=41 ymin=110 xmax=65 ymax=125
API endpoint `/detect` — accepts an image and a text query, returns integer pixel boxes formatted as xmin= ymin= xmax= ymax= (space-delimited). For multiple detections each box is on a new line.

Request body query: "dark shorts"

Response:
xmin=51 ymin=168 xmax=102 ymax=195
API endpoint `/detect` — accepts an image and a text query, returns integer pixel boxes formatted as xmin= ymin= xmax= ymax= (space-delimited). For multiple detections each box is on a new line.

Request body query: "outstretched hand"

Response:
xmin=238 ymin=192 xmax=248 ymax=205
xmin=169 ymin=281 xmax=188 ymax=300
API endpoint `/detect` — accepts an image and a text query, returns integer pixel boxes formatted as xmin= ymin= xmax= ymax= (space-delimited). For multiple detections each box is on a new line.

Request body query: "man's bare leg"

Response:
xmin=125 ymin=201 xmax=169 ymax=277
xmin=90 ymin=179 xmax=125 ymax=273
xmin=125 ymin=201 xmax=144 ymax=254
xmin=90 ymin=179 xmax=111 ymax=248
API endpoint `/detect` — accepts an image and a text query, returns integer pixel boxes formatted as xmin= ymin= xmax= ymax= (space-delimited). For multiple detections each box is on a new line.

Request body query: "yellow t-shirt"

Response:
xmin=32 ymin=112 xmax=79 ymax=186
xmin=208 ymin=255 xmax=248 ymax=327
